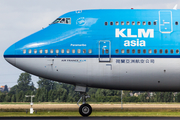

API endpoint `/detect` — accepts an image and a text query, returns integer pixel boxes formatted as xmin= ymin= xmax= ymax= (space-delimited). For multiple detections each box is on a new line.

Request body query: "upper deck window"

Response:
xmin=52 ymin=18 xmax=71 ymax=24
xmin=154 ymin=21 xmax=157 ymax=25
xmin=148 ymin=22 xmax=151 ymax=25
xmin=175 ymin=21 xmax=178 ymax=25
xmin=137 ymin=21 xmax=140 ymax=25
xmin=132 ymin=21 xmax=135 ymax=25
xmin=116 ymin=22 xmax=119 ymax=25
xmin=143 ymin=22 xmax=146 ymax=25
xmin=110 ymin=22 xmax=113 ymax=25
xmin=121 ymin=22 xmax=124 ymax=25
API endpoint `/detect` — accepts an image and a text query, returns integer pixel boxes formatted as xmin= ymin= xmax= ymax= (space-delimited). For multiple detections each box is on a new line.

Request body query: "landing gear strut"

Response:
xmin=75 ymin=85 xmax=92 ymax=117
xmin=77 ymin=92 xmax=92 ymax=117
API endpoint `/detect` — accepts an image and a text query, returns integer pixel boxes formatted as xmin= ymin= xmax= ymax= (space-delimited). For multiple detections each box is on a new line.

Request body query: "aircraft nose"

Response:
xmin=4 ymin=44 xmax=16 ymax=66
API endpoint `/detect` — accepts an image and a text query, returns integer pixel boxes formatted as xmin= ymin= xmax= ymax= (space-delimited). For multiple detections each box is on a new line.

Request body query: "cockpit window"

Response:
xmin=66 ymin=18 xmax=71 ymax=24
xmin=52 ymin=18 xmax=71 ymax=24
xmin=60 ymin=18 xmax=65 ymax=23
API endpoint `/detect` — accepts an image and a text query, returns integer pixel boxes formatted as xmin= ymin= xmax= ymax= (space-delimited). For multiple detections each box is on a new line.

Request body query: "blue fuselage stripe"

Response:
xmin=4 ymin=55 xmax=180 ymax=58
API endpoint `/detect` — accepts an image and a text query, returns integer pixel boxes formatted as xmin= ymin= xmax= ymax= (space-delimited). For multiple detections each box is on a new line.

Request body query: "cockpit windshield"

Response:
xmin=52 ymin=18 xmax=71 ymax=24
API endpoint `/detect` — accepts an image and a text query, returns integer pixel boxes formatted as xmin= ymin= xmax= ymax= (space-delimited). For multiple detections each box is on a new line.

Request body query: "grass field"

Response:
xmin=1 ymin=111 xmax=180 ymax=117
xmin=1 ymin=103 xmax=180 ymax=117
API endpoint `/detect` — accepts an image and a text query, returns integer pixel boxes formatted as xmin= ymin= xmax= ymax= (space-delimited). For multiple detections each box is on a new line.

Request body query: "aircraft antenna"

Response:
xmin=173 ymin=4 xmax=178 ymax=10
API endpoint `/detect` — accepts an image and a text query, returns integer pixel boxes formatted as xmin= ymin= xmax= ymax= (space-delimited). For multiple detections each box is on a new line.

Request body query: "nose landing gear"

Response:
xmin=75 ymin=85 xmax=92 ymax=117
xmin=77 ymin=92 xmax=92 ymax=117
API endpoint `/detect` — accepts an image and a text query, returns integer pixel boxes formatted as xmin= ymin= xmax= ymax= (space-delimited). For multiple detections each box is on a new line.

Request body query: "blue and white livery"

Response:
xmin=4 ymin=9 xmax=180 ymax=116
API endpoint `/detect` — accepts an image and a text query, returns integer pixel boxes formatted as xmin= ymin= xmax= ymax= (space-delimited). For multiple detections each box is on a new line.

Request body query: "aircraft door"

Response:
xmin=99 ymin=40 xmax=111 ymax=62
xmin=159 ymin=11 xmax=173 ymax=33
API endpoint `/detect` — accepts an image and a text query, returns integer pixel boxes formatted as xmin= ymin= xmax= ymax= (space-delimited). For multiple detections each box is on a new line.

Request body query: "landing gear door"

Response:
xmin=159 ymin=11 xmax=173 ymax=33
xmin=99 ymin=40 xmax=111 ymax=62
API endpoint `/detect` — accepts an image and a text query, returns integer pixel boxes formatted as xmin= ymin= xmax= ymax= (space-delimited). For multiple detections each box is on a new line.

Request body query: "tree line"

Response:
xmin=1 ymin=72 xmax=180 ymax=103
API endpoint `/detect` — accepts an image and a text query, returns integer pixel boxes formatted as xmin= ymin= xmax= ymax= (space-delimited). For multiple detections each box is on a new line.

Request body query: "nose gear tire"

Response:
xmin=79 ymin=104 xmax=92 ymax=117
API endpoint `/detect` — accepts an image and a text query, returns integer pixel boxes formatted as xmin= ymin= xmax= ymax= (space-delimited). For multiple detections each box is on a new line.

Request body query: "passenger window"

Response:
xmin=28 ymin=49 xmax=32 ymax=54
xmin=110 ymin=22 xmax=113 ymax=25
xmin=89 ymin=49 xmax=92 ymax=54
xmin=137 ymin=21 xmax=140 ymax=25
xmin=132 ymin=21 xmax=135 ymax=25
xmin=23 ymin=49 xmax=26 ymax=54
xmin=116 ymin=49 xmax=119 ymax=53
xmin=39 ymin=49 xmax=43 ymax=54
xmin=154 ymin=22 xmax=157 ymax=25
xmin=66 ymin=18 xmax=71 ymax=24
xmin=106 ymin=49 xmax=109 ymax=54
xmin=116 ymin=22 xmax=119 ymax=25
xmin=175 ymin=21 xmax=178 ymax=25
xmin=127 ymin=49 xmax=130 ymax=53
xmin=83 ymin=49 xmax=86 ymax=53
xmin=50 ymin=49 xmax=53 ymax=54
xmin=143 ymin=21 xmax=146 ymax=25
xmin=171 ymin=49 xmax=173 ymax=54
xmin=45 ymin=49 xmax=48 ymax=54
xmin=154 ymin=49 xmax=157 ymax=54
xmin=149 ymin=49 xmax=152 ymax=54
xmin=105 ymin=22 xmax=108 ymax=26
xmin=66 ymin=49 xmax=70 ymax=54
xmin=34 ymin=49 xmax=37 ymax=54
xmin=138 ymin=49 xmax=141 ymax=53
xmin=160 ymin=49 xmax=163 ymax=54
xmin=148 ymin=22 xmax=151 ymax=25
xmin=165 ymin=49 xmax=168 ymax=54
xmin=127 ymin=21 xmax=130 ymax=25
xmin=72 ymin=49 xmax=75 ymax=54
xmin=61 ymin=49 xmax=64 ymax=54
xmin=121 ymin=49 xmax=124 ymax=54
xmin=176 ymin=49 xmax=179 ymax=54
xmin=132 ymin=49 xmax=135 ymax=54
xmin=78 ymin=49 xmax=81 ymax=53
xmin=56 ymin=49 xmax=59 ymax=54
xmin=143 ymin=49 xmax=146 ymax=54
xmin=121 ymin=22 xmax=124 ymax=25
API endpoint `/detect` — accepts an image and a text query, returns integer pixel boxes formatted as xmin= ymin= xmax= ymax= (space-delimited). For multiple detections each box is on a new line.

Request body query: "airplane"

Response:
xmin=3 ymin=7 xmax=180 ymax=116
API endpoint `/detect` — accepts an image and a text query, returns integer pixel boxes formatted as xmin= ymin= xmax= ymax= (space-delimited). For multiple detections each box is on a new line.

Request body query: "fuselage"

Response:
xmin=4 ymin=9 xmax=180 ymax=91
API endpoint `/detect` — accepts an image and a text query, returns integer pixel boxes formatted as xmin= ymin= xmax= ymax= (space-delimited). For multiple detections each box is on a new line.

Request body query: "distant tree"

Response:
xmin=37 ymin=77 xmax=53 ymax=92
xmin=11 ymin=94 xmax=16 ymax=102
xmin=4 ymin=95 xmax=11 ymax=102
xmin=48 ymin=90 xmax=52 ymax=102
xmin=17 ymin=72 xmax=35 ymax=92
xmin=0 ymin=92 xmax=6 ymax=102
xmin=8 ymin=85 xmax=18 ymax=95
xmin=124 ymin=96 xmax=140 ymax=102
xmin=16 ymin=91 xmax=24 ymax=102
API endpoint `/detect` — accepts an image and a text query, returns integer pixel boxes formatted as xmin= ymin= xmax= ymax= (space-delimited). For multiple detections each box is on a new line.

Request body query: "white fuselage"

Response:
xmin=5 ymin=57 xmax=180 ymax=91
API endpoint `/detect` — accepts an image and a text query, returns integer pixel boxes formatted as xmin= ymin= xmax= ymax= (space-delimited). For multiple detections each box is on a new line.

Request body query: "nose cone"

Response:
xmin=4 ymin=44 xmax=16 ymax=66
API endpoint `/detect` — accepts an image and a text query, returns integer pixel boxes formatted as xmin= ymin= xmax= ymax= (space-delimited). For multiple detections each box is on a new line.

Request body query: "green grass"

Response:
xmin=1 ymin=109 xmax=180 ymax=117
xmin=1 ymin=111 xmax=180 ymax=117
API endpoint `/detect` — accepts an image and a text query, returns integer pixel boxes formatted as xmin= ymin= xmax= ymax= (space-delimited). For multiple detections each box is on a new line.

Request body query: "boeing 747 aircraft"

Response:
xmin=4 ymin=8 xmax=180 ymax=116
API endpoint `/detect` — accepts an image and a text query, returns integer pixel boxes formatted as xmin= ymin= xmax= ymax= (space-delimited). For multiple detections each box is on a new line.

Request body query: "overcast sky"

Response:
xmin=0 ymin=0 xmax=180 ymax=88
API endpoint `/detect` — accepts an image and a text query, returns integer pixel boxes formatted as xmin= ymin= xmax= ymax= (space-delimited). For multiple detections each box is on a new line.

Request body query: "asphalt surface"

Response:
xmin=1 ymin=117 xmax=180 ymax=120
